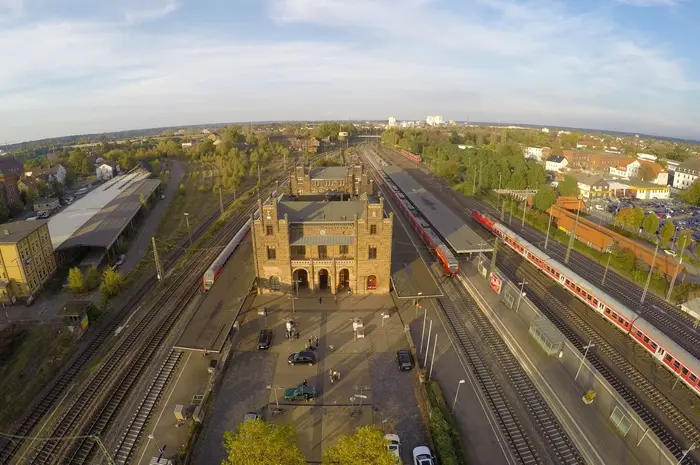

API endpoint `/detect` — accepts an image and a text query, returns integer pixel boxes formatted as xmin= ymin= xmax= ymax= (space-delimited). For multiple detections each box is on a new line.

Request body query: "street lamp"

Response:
xmin=641 ymin=238 xmax=660 ymax=304
xmin=452 ymin=379 xmax=466 ymax=411
xmin=575 ymin=341 xmax=595 ymax=381
xmin=267 ymin=385 xmax=282 ymax=408
xmin=184 ymin=212 xmax=192 ymax=245
xmin=516 ymin=281 xmax=528 ymax=313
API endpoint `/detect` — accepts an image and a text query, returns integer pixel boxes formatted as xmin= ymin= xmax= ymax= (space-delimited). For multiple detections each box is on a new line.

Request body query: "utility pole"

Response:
xmin=602 ymin=250 xmax=613 ymax=285
xmin=500 ymin=198 xmax=506 ymax=221
xmin=564 ymin=199 xmax=582 ymax=265
xmin=521 ymin=198 xmax=527 ymax=227
xmin=544 ymin=206 xmax=554 ymax=250
xmin=152 ymin=237 xmax=164 ymax=281
xmin=257 ymin=164 xmax=261 ymax=203
xmin=641 ymin=239 xmax=660 ymax=304
xmin=490 ymin=238 xmax=499 ymax=271
xmin=667 ymin=236 xmax=689 ymax=302
xmin=509 ymin=199 xmax=514 ymax=226
xmin=219 ymin=186 xmax=224 ymax=216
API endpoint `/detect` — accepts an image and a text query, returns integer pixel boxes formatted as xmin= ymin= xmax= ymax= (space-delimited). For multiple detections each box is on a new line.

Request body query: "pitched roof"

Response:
xmin=548 ymin=156 xmax=566 ymax=163
xmin=310 ymin=166 xmax=348 ymax=180
xmin=678 ymin=158 xmax=700 ymax=172
xmin=575 ymin=173 xmax=608 ymax=186
xmin=278 ymin=200 xmax=369 ymax=222
xmin=638 ymin=160 xmax=663 ymax=177
xmin=0 ymin=156 xmax=23 ymax=175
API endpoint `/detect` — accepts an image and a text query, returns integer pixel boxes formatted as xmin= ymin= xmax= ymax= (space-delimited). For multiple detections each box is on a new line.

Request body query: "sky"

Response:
xmin=1 ymin=0 xmax=699 ymax=143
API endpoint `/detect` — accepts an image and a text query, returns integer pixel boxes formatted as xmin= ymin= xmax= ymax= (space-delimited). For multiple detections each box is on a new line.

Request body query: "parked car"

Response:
xmin=283 ymin=385 xmax=317 ymax=401
xmin=26 ymin=216 xmax=39 ymax=221
xmin=396 ymin=349 xmax=414 ymax=371
xmin=208 ymin=359 xmax=218 ymax=374
xmin=36 ymin=211 xmax=50 ymax=219
xmin=258 ymin=329 xmax=273 ymax=350
xmin=243 ymin=412 xmax=260 ymax=422
xmin=595 ymin=204 xmax=604 ymax=211
xmin=76 ymin=188 xmax=88 ymax=195
xmin=412 ymin=446 xmax=435 ymax=465
xmin=385 ymin=434 xmax=401 ymax=461
xmin=65 ymin=196 xmax=75 ymax=204
xmin=160 ymin=194 xmax=166 ymax=200
xmin=288 ymin=351 xmax=316 ymax=366
xmin=114 ymin=254 xmax=126 ymax=267
xmin=663 ymin=249 xmax=678 ymax=257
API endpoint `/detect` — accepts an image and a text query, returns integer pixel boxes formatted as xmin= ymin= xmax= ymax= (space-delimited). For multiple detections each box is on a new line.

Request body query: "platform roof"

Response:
xmin=384 ymin=166 xmax=492 ymax=254
xmin=51 ymin=172 xmax=159 ymax=252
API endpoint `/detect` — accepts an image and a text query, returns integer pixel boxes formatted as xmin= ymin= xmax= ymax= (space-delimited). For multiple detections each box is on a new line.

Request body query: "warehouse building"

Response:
xmin=251 ymin=193 xmax=393 ymax=295
xmin=0 ymin=220 xmax=57 ymax=304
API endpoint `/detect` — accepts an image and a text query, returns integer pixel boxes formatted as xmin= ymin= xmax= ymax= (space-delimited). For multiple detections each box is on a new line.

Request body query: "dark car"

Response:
xmin=288 ymin=351 xmax=316 ymax=366
xmin=397 ymin=349 xmax=414 ymax=371
xmin=284 ymin=385 xmax=317 ymax=401
xmin=258 ymin=329 xmax=273 ymax=350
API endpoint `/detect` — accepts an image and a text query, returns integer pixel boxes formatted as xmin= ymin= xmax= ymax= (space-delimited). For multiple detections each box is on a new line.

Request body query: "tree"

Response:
xmin=677 ymin=229 xmax=693 ymax=250
xmin=631 ymin=207 xmax=645 ymax=229
xmin=532 ymin=184 xmax=557 ymax=212
xmin=8 ymin=201 xmax=23 ymax=218
xmin=321 ymin=425 xmax=396 ymax=465
xmin=642 ymin=213 xmax=659 ymax=237
xmin=85 ymin=266 xmax=101 ymax=291
xmin=68 ymin=267 xmax=86 ymax=293
xmin=139 ymin=194 xmax=149 ymax=211
xmin=222 ymin=419 xmax=305 ymax=465
xmin=0 ymin=202 xmax=9 ymax=223
xmin=616 ymin=207 xmax=635 ymax=227
xmin=681 ymin=179 xmax=700 ymax=206
xmin=99 ymin=267 xmax=124 ymax=298
xmin=638 ymin=163 xmax=657 ymax=182
xmin=659 ymin=220 xmax=676 ymax=245
xmin=557 ymin=175 xmax=579 ymax=197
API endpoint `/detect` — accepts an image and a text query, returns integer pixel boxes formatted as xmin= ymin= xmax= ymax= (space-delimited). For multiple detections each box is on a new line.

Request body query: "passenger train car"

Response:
xmin=472 ymin=209 xmax=700 ymax=397
xmin=400 ymin=149 xmax=422 ymax=164
xmin=202 ymin=216 xmax=254 ymax=291
xmin=365 ymin=152 xmax=458 ymax=275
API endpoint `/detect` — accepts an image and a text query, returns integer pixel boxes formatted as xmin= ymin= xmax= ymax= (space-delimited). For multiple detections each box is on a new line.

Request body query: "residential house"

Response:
xmin=575 ymin=174 xmax=609 ymax=199
xmin=525 ymin=146 xmax=551 ymax=162
xmin=307 ymin=138 xmax=320 ymax=154
xmin=181 ymin=142 xmax=193 ymax=149
xmin=672 ymin=159 xmax=700 ymax=189
xmin=34 ymin=197 xmax=60 ymax=213
xmin=96 ymin=161 xmax=120 ymax=181
xmin=637 ymin=153 xmax=657 ymax=162
xmin=25 ymin=164 xmax=67 ymax=185
xmin=609 ymin=160 xmax=640 ymax=178
xmin=545 ymin=156 xmax=568 ymax=172
xmin=0 ymin=156 xmax=24 ymax=207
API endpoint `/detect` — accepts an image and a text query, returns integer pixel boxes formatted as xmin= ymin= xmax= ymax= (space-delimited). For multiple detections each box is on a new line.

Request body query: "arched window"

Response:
xmin=269 ymin=275 xmax=281 ymax=291
xmin=367 ymin=275 xmax=377 ymax=290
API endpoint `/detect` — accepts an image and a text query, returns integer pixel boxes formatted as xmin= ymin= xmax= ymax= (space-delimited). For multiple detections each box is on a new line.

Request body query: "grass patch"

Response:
xmin=423 ymin=379 xmax=466 ymax=465
xmin=0 ymin=327 xmax=76 ymax=430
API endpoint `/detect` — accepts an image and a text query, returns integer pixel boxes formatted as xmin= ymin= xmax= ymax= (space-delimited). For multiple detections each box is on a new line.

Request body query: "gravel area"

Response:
xmin=369 ymin=352 xmax=428 ymax=464
xmin=193 ymin=350 xmax=278 ymax=465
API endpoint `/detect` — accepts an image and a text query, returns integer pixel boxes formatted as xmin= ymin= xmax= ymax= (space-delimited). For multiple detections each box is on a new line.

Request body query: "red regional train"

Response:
xmin=471 ymin=209 xmax=700 ymax=396
xmin=202 ymin=216 xmax=254 ymax=291
xmin=366 ymin=152 xmax=458 ymax=275
xmin=400 ymin=149 xmax=422 ymax=164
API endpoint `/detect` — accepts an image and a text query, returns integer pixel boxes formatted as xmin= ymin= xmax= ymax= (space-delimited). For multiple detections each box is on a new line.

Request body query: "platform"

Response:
xmin=174 ymin=237 xmax=255 ymax=353
xmin=384 ymin=166 xmax=491 ymax=254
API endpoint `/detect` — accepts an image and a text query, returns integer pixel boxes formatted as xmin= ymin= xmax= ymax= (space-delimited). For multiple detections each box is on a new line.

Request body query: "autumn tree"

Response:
xmin=638 ymin=163 xmax=657 ymax=182
xmin=616 ymin=207 xmax=635 ymax=227
xmin=100 ymin=268 xmax=124 ymax=298
xmin=532 ymin=184 xmax=557 ymax=212
xmin=68 ymin=267 xmax=86 ymax=294
xmin=677 ymin=229 xmax=693 ymax=250
xmin=222 ymin=419 xmax=305 ymax=465
xmin=642 ymin=212 xmax=659 ymax=237
xmin=631 ymin=207 xmax=645 ymax=229
xmin=321 ymin=425 xmax=396 ymax=465
xmin=659 ymin=220 xmax=676 ymax=245
xmin=85 ymin=266 xmax=101 ymax=291
xmin=557 ymin=175 xmax=580 ymax=197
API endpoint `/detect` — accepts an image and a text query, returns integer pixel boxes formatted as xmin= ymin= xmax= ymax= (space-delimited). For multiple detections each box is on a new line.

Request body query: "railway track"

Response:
xmin=494 ymin=248 xmax=700 ymax=464
xmin=362 ymin=146 xmax=584 ymax=465
xmin=0 ymin=152 xmax=322 ymax=464
xmin=376 ymin=146 xmax=700 ymax=360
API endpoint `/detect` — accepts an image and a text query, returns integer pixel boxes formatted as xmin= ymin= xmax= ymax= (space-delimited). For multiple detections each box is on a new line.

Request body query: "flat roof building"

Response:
xmin=251 ymin=194 xmax=393 ymax=295
xmin=0 ymin=220 xmax=57 ymax=303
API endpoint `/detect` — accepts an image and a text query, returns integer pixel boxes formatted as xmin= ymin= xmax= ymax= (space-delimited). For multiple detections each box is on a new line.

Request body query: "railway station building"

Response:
xmin=289 ymin=164 xmax=374 ymax=197
xmin=251 ymin=193 xmax=393 ymax=295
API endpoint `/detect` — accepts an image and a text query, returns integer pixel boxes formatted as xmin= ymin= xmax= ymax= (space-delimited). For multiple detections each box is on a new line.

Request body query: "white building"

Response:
xmin=631 ymin=182 xmax=671 ymax=200
xmin=545 ymin=156 xmax=568 ymax=172
xmin=609 ymin=160 xmax=640 ymax=179
xmin=672 ymin=159 xmax=700 ymax=189
xmin=525 ymin=146 xmax=551 ymax=162
xmin=426 ymin=116 xmax=444 ymax=126
xmin=637 ymin=153 xmax=657 ymax=162
xmin=576 ymin=174 xmax=609 ymax=199
xmin=96 ymin=162 xmax=121 ymax=181
xmin=541 ymin=127 xmax=550 ymax=133
xmin=388 ymin=117 xmax=396 ymax=127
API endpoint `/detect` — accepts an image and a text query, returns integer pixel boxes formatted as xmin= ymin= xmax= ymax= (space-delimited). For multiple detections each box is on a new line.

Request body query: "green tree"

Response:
xmin=642 ymin=213 xmax=659 ymax=236
xmin=321 ymin=425 xmax=396 ymax=465
xmin=638 ymin=163 xmax=657 ymax=182
xmin=557 ymin=175 xmax=579 ymax=197
xmin=0 ymin=202 xmax=9 ymax=223
xmin=680 ymin=179 xmax=700 ymax=206
xmin=178 ymin=183 xmax=186 ymax=196
xmin=99 ymin=268 xmax=124 ymax=298
xmin=85 ymin=266 xmax=101 ymax=291
xmin=616 ymin=207 xmax=635 ymax=227
xmin=532 ymin=185 xmax=557 ymax=212
xmin=139 ymin=194 xmax=149 ymax=211
xmin=677 ymin=229 xmax=693 ymax=250
xmin=68 ymin=267 xmax=86 ymax=293
xmin=151 ymin=159 xmax=161 ymax=176
xmin=659 ymin=220 xmax=676 ymax=245
xmin=35 ymin=179 xmax=51 ymax=197
xmin=631 ymin=207 xmax=645 ymax=229
xmin=222 ymin=419 xmax=305 ymax=465
xmin=8 ymin=201 xmax=24 ymax=217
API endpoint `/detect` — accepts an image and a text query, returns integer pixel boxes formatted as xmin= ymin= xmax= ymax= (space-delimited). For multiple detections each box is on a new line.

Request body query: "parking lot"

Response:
xmin=195 ymin=294 xmax=428 ymax=464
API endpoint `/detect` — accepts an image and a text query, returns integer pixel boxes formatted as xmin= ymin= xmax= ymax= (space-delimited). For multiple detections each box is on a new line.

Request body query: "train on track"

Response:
xmin=202 ymin=216 xmax=254 ymax=291
xmin=472 ymin=209 xmax=700 ymax=396
xmin=399 ymin=149 xmax=422 ymax=164
xmin=366 ymin=151 xmax=458 ymax=275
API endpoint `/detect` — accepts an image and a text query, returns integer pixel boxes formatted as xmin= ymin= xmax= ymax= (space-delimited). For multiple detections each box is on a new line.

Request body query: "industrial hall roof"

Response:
xmin=50 ymin=171 xmax=160 ymax=252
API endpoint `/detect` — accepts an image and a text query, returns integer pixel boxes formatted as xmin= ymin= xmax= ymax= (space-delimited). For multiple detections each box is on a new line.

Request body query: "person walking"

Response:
xmin=329 ymin=370 xmax=335 ymax=384
xmin=302 ymin=379 xmax=308 ymax=387
xmin=319 ymin=296 xmax=323 ymax=305
xmin=333 ymin=371 xmax=340 ymax=382
xmin=314 ymin=336 xmax=319 ymax=349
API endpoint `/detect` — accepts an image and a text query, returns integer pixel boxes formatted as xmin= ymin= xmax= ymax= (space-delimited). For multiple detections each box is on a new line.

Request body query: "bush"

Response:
xmin=178 ymin=182 xmax=186 ymax=196
xmin=424 ymin=381 xmax=462 ymax=465
xmin=85 ymin=266 xmax=101 ymax=291
xmin=99 ymin=267 xmax=124 ymax=299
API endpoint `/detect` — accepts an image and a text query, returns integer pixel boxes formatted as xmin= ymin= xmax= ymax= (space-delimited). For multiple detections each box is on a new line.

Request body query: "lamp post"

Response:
xmin=602 ymin=250 xmax=613 ymax=285
xmin=641 ymin=239 xmax=660 ymax=304
xmin=564 ymin=199 xmax=582 ymax=265
xmin=452 ymin=379 xmax=466 ymax=411
xmin=575 ymin=341 xmax=595 ymax=381
xmin=266 ymin=385 xmax=282 ymax=408
xmin=516 ymin=281 xmax=528 ymax=313
xmin=184 ymin=212 xmax=191 ymax=245
xmin=544 ymin=206 xmax=554 ymax=250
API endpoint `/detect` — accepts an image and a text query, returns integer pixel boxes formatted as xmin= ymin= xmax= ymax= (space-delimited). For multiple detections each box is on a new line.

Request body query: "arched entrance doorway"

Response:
xmin=293 ymin=269 xmax=309 ymax=292
xmin=318 ymin=269 xmax=329 ymax=290
xmin=367 ymin=275 xmax=377 ymax=290
xmin=338 ymin=269 xmax=350 ymax=290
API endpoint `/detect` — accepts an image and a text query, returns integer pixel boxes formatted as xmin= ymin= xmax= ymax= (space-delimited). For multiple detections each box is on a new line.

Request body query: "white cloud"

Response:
xmin=0 ymin=0 xmax=698 ymax=142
